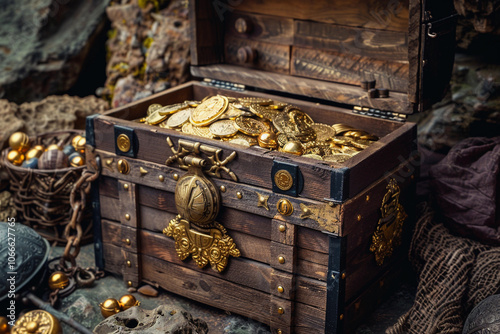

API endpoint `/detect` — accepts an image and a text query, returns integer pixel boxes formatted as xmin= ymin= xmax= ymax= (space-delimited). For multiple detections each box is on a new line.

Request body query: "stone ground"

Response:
xmin=49 ymin=244 xmax=415 ymax=334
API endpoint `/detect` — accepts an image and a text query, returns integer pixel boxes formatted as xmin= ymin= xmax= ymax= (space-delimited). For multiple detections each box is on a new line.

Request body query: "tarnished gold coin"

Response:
xmin=360 ymin=134 xmax=379 ymax=141
xmin=341 ymin=147 xmax=361 ymax=155
xmin=302 ymin=154 xmax=323 ymax=160
xmin=224 ymin=133 xmax=258 ymax=146
xmin=147 ymin=103 xmax=163 ymax=116
xmin=332 ymin=124 xmax=355 ymax=135
xmin=190 ymin=95 xmax=228 ymax=126
xmin=324 ymin=153 xmax=352 ymax=163
xmin=191 ymin=125 xmax=215 ymax=139
xmin=238 ymin=97 xmax=273 ymax=106
xmin=166 ymin=108 xmax=191 ymax=128
xmin=330 ymin=136 xmax=353 ymax=145
xmin=157 ymin=102 xmax=189 ymax=116
xmin=234 ymin=116 xmax=268 ymax=137
xmin=219 ymin=104 xmax=251 ymax=119
xmin=350 ymin=138 xmax=374 ymax=150
xmin=145 ymin=110 xmax=168 ymax=125
xmin=311 ymin=123 xmax=336 ymax=141
xmin=209 ymin=119 xmax=238 ymax=138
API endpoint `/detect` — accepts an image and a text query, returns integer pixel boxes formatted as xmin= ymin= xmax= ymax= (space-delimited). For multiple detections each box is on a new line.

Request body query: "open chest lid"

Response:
xmin=189 ymin=0 xmax=457 ymax=115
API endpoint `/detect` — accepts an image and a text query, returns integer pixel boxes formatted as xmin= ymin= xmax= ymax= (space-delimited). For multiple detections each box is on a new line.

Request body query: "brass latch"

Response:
xmin=163 ymin=138 xmax=240 ymax=272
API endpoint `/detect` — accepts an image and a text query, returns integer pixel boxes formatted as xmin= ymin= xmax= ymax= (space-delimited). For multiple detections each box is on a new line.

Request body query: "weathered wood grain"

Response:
xmin=189 ymin=0 xmax=223 ymax=65
xmin=225 ymin=11 xmax=294 ymax=44
xmin=291 ymin=47 xmax=410 ymax=93
xmin=294 ymin=20 xmax=408 ymax=61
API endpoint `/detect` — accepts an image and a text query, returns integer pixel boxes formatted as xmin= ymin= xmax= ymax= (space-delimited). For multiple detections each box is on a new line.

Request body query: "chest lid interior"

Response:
xmin=189 ymin=0 xmax=457 ymax=114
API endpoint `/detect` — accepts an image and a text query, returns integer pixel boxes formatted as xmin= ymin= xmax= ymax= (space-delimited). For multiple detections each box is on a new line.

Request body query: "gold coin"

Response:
xmin=224 ymin=133 xmax=258 ymax=146
xmin=192 ymin=125 xmax=215 ymax=139
xmin=238 ymin=97 xmax=273 ymax=106
xmin=181 ymin=122 xmax=195 ymax=135
xmin=228 ymin=138 xmax=251 ymax=147
xmin=190 ymin=95 xmax=228 ymax=126
xmin=302 ymin=154 xmax=323 ymax=160
xmin=147 ymin=103 xmax=162 ymax=116
xmin=269 ymin=102 xmax=287 ymax=110
xmin=324 ymin=154 xmax=352 ymax=163
xmin=311 ymin=123 xmax=336 ymax=141
xmin=341 ymin=147 xmax=361 ymax=155
xmin=209 ymin=119 xmax=238 ymax=138
xmin=219 ymin=104 xmax=250 ymax=119
xmin=332 ymin=124 xmax=355 ymax=135
xmin=186 ymin=100 xmax=201 ymax=108
xmin=145 ymin=110 xmax=168 ymax=125
xmin=234 ymin=116 xmax=268 ymax=137
xmin=166 ymin=108 xmax=191 ymax=128
xmin=158 ymin=102 xmax=189 ymax=116
xmin=330 ymin=136 xmax=353 ymax=145
xmin=350 ymin=138 xmax=374 ymax=150
xmin=360 ymin=134 xmax=379 ymax=141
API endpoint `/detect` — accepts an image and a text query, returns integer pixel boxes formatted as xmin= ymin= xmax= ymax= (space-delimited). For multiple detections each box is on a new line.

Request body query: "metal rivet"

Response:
xmin=278 ymin=256 xmax=285 ymax=264
xmin=236 ymin=191 xmax=243 ymax=199
xmin=125 ymin=214 xmax=131 ymax=221
xmin=159 ymin=175 xmax=165 ymax=182
xmin=339 ymin=314 xmax=344 ymax=320
xmin=173 ymin=173 xmax=179 ymax=181
xmin=278 ymin=307 xmax=285 ymax=315
xmin=332 ymin=273 xmax=336 ymax=280
xmin=125 ymin=238 xmax=131 ymax=245
xmin=127 ymin=281 xmax=132 ymax=287
xmin=220 ymin=186 xmax=226 ymax=193
xmin=365 ymin=195 xmax=370 ymax=202
xmin=123 ymin=183 xmax=129 ymax=190
xmin=277 ymin=286 xmax=284 ymax=293
xmin=277 ymin=330 xmax=282 ymax=334
xmin=342 ymin=273 xmax=346 ymax=279
xmin=126 ymin=260 xmax=131 ymax=267
xmin=278 ymin=224 xmax=286 ymax=232
xmin=357 ymin=214 xmax=361 ymax=221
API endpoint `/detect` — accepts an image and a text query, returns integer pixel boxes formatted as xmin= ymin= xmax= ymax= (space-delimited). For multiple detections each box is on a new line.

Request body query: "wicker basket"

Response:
xmin=1 ymin=130 xmax=92 ymax=244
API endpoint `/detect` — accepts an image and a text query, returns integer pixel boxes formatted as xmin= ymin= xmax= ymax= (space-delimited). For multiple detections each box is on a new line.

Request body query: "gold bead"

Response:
xmin=173 ymin=173 xmax=179 ymax=181
xmin=123 ymin=183 xmax=129 ymax=190
xmin=48 ymin=271 xmax=69 ymax=290
xmin=46 ymin=144 xmax=61 ymax=151
xmin=357 ymin=214 xmax=361 ymax=221
xmin=0 ymin=316 xmax=10 ymax=334
xmin=342 ymin=273 xmax=346 ymax=279
xmin=277 ymin=330 xmax=282 ymax=334
xmin=70 ymin=155 xmax=85 ymax=167
xmin=9 ymin=132 xmax=30 ymax=153
xmin=278 ymin=256 xmax=285 ymax=264
xmin=277 ymin=286 xmax=284 ymax=293
xmin=159 ymin=175 xmax=165 ymax=182
xmin=282 ymin=140 xmax=304 ymax=156
xmin=236 ymin=191 xmax=243 ymax=199
xmin=119 ymin=294 xmax=140 ymax=311
xmin=100 ymin=298 xmax=121 ymax=318
xmin=220 ymin=186 xmax=226 ymax=193
xmin=7 ymin=150 xmax=24 ymax=166
xmin=257 ymin=131 xmax=278 ymax=149
xmin=366 ymin=195 xmax=370 ymax=202
xmin=72 ymin=135 xmax=83 ymax=149
xmin=278 ymin=307 xmax=285 ymax=315
xmin=127 ymin=281 xmax=133 ymax=287
xmin=126 ymin=260 xmax=131 ymax=267
xmin=125 ymin=214 xmax=130 ymax=221
xmin=340 ymin=314 xmax=344 ymax=320
xmin=26 ymin=321 xmax=38 ymax=333
xmin=25 ymin=148 xmax=43 ymax=160
xmin=125 ymin=238 xmax=131 ymax=245
xmin=278 ymin=224 xmax=286 ymax=232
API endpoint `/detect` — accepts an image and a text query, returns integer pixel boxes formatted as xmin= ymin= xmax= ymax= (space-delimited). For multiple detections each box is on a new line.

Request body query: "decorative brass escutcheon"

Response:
xmin=277 ymin=198 xmax=294 ymax=216
xmin=164 ymin=138 xmax=240 ymax=272
xmin=274 ymin=169 xmax=293 ymax=191
xmin=11 ymin=310 xmax=62 ymax=334
xmin=370 ymin=178 xmax=407 ymax=266
xmin=117 ymin=159 xmax=130 ymax=174
xmin=117 ymin=134 xmax=131 ymax=153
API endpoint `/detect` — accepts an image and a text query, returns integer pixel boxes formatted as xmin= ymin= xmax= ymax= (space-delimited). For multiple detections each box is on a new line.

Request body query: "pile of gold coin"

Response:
xmin=138 ymin=95 xmax=379 ymax=163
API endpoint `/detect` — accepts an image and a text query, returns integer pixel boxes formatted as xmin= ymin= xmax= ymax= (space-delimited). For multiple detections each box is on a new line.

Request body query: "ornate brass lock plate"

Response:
xmin=163 ymin=138 xmax=240 ymax=272
xmin=370 ymin=178 xmax=407 ymax=266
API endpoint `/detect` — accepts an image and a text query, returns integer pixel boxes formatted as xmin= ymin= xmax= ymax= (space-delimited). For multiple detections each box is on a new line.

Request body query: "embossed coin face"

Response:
xmin=234 ymin=116 xmax=268 ymax=137
xmin=146 ymin=110 xmax=169 ymax=125
xmin=302 ymin=154 xmax=323 ymax=160
xmin=311 ymin=124 xmax=336 ymax=142
xmin=191 ymin=125 xmax=214 ymax=139
xmin=147 ymin=103 xmax=163 ymax=116
xmin=209 ymin=119 xmax=238 ymax=138
xmin=274 ymin=169 xmax=293 ymax=191
xmin=190 ymin=95 xmax=229 ymax=126
xmin=324 ymin=153 xmax=352 ymax=163
xmin=350 ymin=138 xmax=375 ymax=150
xmin=166 ymin=108 xmax=191 ymax=128
xmin=237 ymin=97 xmax=273 ymax=106
xmin=157 ymin=102 xmax=189 ymax=116
xmin=228 ymin=138 xmax=251 ymax=147
xmin=181 ymin=122 xmax=196 ymax=135
xmin=117 ymin=134 xmax=131 ymax=152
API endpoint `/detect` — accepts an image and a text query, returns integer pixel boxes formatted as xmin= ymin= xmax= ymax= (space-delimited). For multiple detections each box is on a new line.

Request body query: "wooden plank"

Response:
xmin=225 ymin=11 xmax=294 ymax=44
xmin=407 ymin=0 xmax=422 ymax=104
xmin=295 ymin=276 xmax=327 ymax=310
xmin=191 ymin=65 xmax=414 ymax=114
xmin=291 ymin=47 xmax=409 ymax=93
xmin=294 ymin=302 xmax=326 ymax=333
xmin=189 ymin=0 xmax=223 ymax=65
xmin=224 ymin=36 xmax=290 ymax=74
xmin=294 ymin=20 xmax=408 ymax=61
xmin=141 ymin=253 xmax=272 ymax=325
xmin=296 ymin=258 xmax=327 ymax=282
xmin=271 ymin=220 xmax=296 ymax=246
xmin=270 ymin=242 xmax=296 ymax=273
xmin=296 ymin=226 xmax=329 ymax=254
xmin=231 ymin=0 xmax=410 ymax=32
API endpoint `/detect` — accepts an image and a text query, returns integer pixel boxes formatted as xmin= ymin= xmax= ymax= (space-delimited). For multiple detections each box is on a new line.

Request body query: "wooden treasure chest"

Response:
xmin=86 ymin=0 xmax=457 ymax=333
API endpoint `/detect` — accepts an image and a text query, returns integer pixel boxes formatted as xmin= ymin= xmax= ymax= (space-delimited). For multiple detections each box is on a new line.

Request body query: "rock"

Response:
xmin=93 ymin=305 xmax=209 ymax=334
xmin=0 ymin=0 xmax=110 ymax=103
xmin=454 ymin=0 xmax=500 ymax=33
xmin=137 ymin=284 xmax=158 ymax=297
xmin=101 ymin=0 xmax=191 ymax=108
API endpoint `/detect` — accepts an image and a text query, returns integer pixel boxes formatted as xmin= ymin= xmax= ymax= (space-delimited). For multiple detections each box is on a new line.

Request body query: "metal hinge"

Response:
xmin=203 ymin=78 xmax=245 ymax=91
xmin=352 ymin=106 xmax=407 ymax=122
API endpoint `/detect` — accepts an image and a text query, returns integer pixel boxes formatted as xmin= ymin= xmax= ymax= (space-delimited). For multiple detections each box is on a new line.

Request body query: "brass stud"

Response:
xmin=342 ymin=273 xmax=346 ymax=279
xmin=236 ymin=191 xmax=243 ymax=199
xmin=366 ymin=195 xmax=370 ymax=202
xmin=123 ymin=183 xmax=129 ymax=190
xmin=127 ymin=281 xmax=132 ymax=287
xmin=220 ymin=186 xmax=226 ymax=193
xmin=159 ymin=175 xmax=165 ymax=182
xmin=278 ymin=256 xmax=285 ymax=264
xmin=125 ymin=238 xmax=131 ymax=245
xmin=339 ymin=314 xmax=344 ymax=320
xmin=139 ymin=167 xmax=148 ymax=176
xmin=173 ymin=173 xmax=179 ymax=181
xmin=117 ymin=159 xmax=130 ymax=175
xmin=278 ymin=307 xmax=285 ymax=315
xmin=125 ymin=213 xmax=131 ymax=221
xmin=357 ymin=214 xmax=362 ymax=221
xmin=329 ymin=201 xmax=335 ymax=207
xmin=277 ymin=285 xmax=284 ymax=293
xmin=126 ymin=260 xmax=131 ymax=267
xmin=278 ymin=224 xmax=286 ymax=232
xmin=277 ymin=330 xmax=282 ymax=334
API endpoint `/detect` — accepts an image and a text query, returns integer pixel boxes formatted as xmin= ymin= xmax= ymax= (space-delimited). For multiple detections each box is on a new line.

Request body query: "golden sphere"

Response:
xmin=257 ymin=131 xmax=278 ymax=149
xmin=0 ymin=316 xmax=10 ymax=334
xmin=100 ymin=298 xmax=121 ymax=318
xmin=45 ymin=144 xmax=62 ymax=151
xmin=25 ymin=321 xmax=38 ymax=333
xmin=9 ymin=132 xmax=30 ymax=153
xmin=25 ymin=147 xmax=44 ymax=160
xmin=73 ymin=137 xmax=86 ymax=154
xmin=282 ymin=141 xmax=304 ymax=156
xmin=118 ymin=294 xmax=140 ymax=311
xmin=71 ymin=135 xmax=83 ymax=148
xmin=48 ymin=271 xmax=69 ymax=290
xmin=7 ymin=150 xmax=25 ymax=166
xmin=69 ymin=155 xmax=85 ymax=167
xmin=33 ymin=144 xmax=45 ymax=151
